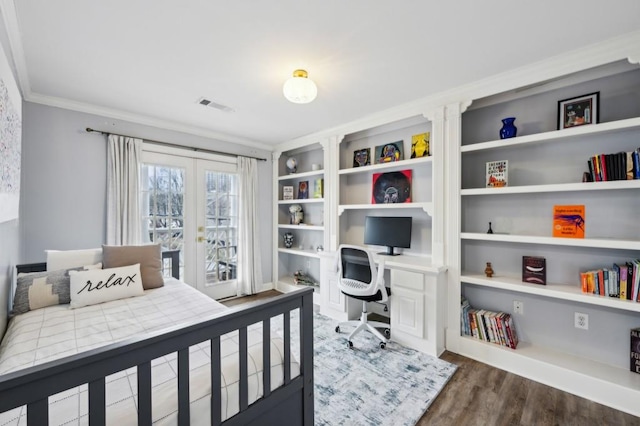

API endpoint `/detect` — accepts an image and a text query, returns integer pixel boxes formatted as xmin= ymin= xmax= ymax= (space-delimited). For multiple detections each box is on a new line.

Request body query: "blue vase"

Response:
xmin=500 ymin=117 xmax=517 ymax=139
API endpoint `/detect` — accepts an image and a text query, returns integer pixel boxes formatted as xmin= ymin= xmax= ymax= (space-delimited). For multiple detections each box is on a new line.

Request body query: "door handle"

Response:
xmin=198 ymin=226 xmax=205 ymax=232
xmin=197 ymin=236 xmax=205 ymax=243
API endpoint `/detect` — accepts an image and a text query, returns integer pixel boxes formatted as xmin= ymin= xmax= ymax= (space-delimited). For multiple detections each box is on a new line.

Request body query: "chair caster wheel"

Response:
xmin=379 ymin=342 xmax=386 ymax=349
xmin=347 ymin=341 xmax=354 ymax=349
xmin=335 ymin=326 xmax=340 ymax=333
xmin=384 ymin=328 xmax=391 ymax=338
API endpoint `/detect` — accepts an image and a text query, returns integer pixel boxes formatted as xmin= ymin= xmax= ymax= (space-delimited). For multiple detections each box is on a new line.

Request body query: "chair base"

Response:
xmin=336 ymin=301 xmax=390 ymax=348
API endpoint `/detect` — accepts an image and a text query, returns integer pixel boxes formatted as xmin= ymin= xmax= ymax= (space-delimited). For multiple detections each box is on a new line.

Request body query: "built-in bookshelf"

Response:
xmin=272 ymin=142 xmax=328 ymax=303
xmin=446 ymin=54 xmax=640 ymax=416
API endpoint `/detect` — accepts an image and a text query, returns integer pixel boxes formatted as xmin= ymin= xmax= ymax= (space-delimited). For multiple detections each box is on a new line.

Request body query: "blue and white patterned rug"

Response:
xmin=278 ymin=312 xmax=457 ymax=426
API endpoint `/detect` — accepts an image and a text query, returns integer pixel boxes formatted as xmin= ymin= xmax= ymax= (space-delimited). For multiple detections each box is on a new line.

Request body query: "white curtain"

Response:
xmin=237 ymin=156 xmax=263 ymax=295
xmin=106 ymin=134 xmax=142 ymax=245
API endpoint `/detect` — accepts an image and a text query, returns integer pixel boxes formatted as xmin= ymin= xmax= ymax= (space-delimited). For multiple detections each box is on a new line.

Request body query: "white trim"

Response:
xmin=0 ymin=0 xmax=30 ymax=98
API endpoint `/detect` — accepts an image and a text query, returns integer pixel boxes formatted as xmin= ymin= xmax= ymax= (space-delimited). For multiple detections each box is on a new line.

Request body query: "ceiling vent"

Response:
xmin=197 ymin=97 xmax=235 ymax=113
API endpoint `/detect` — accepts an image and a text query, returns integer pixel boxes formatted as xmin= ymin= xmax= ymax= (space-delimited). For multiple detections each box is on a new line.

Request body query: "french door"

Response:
xmin=141 ymin=148 xmax=239 ymax=300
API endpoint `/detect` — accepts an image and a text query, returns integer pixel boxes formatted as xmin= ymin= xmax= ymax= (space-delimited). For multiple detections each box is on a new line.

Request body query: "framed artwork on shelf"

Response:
xmin=374 ymin=141 xmax=403 ymax=164
xmin=283 ymin=185 xmax=294 ymax=200
xmin=411 ymin=132 xmax=430 ymax=158
xmin=297 ymin=181 xmax=309 ymax=199
xmin=486 ymin=160 xmax=508 ymax=188
xmin=353 ymin=148 xmax=371 ymax=167
xmin=313 ymin=178 xmax=324 ymax=198
xmin=371 ymin=170 xmax=412 ymax=204
xmin=557 ymin=92 xmax=599 ymax=130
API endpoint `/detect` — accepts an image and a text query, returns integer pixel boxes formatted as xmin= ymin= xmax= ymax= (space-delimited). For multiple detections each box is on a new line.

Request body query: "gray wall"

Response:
xmin=20 ymin=102 xmax=274 ymax=284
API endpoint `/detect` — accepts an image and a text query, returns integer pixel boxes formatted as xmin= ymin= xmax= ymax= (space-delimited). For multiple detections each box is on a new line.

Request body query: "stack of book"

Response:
xmin=461 ymin=297 xmax=518 ymax=349
xmin=586 ymin=149 xmax=640 ymax=182
xmin=580 ymin=260 xmax=640 ymax=300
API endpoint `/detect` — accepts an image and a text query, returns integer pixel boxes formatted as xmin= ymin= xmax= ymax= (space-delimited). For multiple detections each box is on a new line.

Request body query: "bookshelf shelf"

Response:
xmin=460 ymin=233 xmax=640 ymax=250
xmin=277 ymin=248 xmax=321 ymax=259
xmin=277 ymin=224 xmax=324 ymax=231
xmin=278 ymin=169 xmax=324 ymax=181
xmin=461 ymin=179 xmax=640 ymax=195
xmin=338 ymin=156 xmax=432 ymax=175
xmin=338 ymin=202 xmax=433 ymax=216
xmin=461 ymin=117 xmax=640 ymax=153
xmin=462 ymin=273 xmax=640 ymax=313
xmin=278 ymin=198 xmax=324 ymax=205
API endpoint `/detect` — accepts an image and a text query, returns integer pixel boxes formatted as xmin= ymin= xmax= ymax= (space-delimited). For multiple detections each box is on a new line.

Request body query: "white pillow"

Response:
xmin=46 ymin=248 xmax=103 ymax=271
xmin=69 ymin=264 xmax=144 ymax=309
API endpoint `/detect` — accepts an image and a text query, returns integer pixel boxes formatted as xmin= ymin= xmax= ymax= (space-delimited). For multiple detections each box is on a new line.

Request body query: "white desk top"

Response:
xmin=319 ymin=251 xmax=446 ymax=274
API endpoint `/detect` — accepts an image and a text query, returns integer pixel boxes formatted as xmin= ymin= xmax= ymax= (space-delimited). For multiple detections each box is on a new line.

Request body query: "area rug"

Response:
xmin=276 ymin=311 xmax=457 ymax=426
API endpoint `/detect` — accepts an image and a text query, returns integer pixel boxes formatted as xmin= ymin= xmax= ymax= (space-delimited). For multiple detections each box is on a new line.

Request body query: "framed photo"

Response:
xmin=371 ymin=170 xmax=412 ymax=204
xmin=297 ymin=181 xmax=309 ymax=199
xmin=282 ymin=185 xmax=294 ymax=200
xmin=557 ymin=92 xmax=599 ymax=130
xmin=374 ymin=141 xmax=403 ymax=164
xmin=353 ymin=148 xmax=371 ymax=167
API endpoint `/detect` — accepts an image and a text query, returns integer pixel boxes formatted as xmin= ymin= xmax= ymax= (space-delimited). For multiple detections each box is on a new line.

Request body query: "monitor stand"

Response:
xmin=378 ymin=246 xmax=401 ymax=256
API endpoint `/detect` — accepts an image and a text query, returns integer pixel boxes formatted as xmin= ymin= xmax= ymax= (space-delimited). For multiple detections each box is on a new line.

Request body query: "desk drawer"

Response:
xmin=391 ymin=269 xmax=424 ymax=292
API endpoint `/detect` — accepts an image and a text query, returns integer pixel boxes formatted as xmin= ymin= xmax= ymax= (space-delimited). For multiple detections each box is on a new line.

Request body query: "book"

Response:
xmin=283 ymin=185 xmax=294 ymax=200
xmin=313 ymin=178 xmax=324 ymax=198
xmin=631 ymin=328 xmax=640 ymax=374
xmin=486 ymin=160 xmax=508 ymax=188
xmin=410 ymin=132 xmax=430 ymax=158
xmin=522 ymin=256 xmax=546 ymax=285
xmin=353 ymin=148 xmax=371 ymax=167
xmin=374 ymin=141 xmax=403 ymax=164
xmin=552 ymin=205 xmax=585 ymax=238
xmin=618 ymin=264 xmax=628 ymax=300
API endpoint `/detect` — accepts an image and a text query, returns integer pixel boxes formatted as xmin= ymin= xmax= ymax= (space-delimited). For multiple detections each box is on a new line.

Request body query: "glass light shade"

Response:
xmin=283 ymin=69 xmax=318 ymax=104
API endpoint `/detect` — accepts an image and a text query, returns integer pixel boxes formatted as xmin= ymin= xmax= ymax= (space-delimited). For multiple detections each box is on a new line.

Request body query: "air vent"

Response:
xmin=197 ymin=97 xmax=235 ymax=113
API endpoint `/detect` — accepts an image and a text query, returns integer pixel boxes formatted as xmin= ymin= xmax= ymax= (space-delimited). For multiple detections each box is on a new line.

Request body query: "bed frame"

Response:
xmin=0 ymin=251 xmax=314 ymax=425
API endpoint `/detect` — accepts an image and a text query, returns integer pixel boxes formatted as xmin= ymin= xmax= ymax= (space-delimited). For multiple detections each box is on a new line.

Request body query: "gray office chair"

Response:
xmin=335 ymin=244 xmax=391 ymax=349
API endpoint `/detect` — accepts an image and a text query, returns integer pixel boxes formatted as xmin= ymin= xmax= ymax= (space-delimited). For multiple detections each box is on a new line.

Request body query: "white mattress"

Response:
xmin=0 ymin=278 xmax=300 ymax=425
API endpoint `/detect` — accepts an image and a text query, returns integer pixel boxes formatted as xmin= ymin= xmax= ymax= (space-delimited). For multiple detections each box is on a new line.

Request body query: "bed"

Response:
xmin=0 ymin=250 xmax=314 ymax=425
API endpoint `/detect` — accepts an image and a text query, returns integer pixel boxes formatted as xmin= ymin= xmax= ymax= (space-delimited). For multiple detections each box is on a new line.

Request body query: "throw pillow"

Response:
xmin=69 ymin=264 xmax=144 ymax=309
xmin=11 ymin=263 xmax=102 ymax=316
xmin=46 ymin=248 xmax=103 ymax=271
xmin=102 ymin=244 xmax=164 ymax=289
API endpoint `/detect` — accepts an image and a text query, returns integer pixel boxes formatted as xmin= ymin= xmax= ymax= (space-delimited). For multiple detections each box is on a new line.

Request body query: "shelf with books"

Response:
xmin=461 ymin=273 xmax=640 ymax=313
xmin=460 ymin=232 xmax=640 ymax=250
xmin=461 ymin=179 xmax=640 ymax=195
xmin=461 ymin=116 xmax=640 ymax=153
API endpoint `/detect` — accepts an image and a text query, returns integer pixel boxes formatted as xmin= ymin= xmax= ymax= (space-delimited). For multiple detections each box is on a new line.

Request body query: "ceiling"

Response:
xmin=3 ymin=1 xmax=640 ymax=149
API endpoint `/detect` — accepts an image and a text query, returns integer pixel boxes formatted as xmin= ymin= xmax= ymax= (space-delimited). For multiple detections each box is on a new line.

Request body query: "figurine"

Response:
xmin=283 ymin=232 xmax=294 ymax=248
xmin=487 ymin=222 xmax=494 ymax=234
xmin=484 ymin=262 xmax=494 ymax=278
xmin=289 ymin=204 xmax=304 ymax=225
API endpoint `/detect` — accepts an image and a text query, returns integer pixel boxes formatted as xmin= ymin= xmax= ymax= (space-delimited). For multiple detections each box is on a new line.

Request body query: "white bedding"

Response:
xmin=0 ymin=278 xmax=300 ymax=425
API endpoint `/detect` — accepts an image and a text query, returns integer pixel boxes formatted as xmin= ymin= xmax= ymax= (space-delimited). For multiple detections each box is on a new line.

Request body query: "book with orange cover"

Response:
xmin=553 ymin=205 xmax=585 ymax=238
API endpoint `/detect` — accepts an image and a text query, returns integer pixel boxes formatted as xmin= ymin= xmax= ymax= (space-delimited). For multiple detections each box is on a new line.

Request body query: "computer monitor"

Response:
xmin=363 ymin=216 xmax=412 ymax=256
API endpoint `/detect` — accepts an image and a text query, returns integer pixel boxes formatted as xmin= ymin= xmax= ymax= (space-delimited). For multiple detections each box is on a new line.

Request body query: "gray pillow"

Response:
xmin=12 ymin=269 xmax=75 ymax=316
xmin=102 ymin=244 xmax=164 ymax=289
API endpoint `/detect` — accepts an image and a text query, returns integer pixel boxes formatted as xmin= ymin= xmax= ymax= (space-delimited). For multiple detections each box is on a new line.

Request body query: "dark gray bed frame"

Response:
xmin=0 ymin=250 xmax=314 ymax=425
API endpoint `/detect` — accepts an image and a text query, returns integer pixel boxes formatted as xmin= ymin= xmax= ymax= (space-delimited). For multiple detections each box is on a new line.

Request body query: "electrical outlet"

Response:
xmin=575 ymin=312 xmax=589 ymax=330
xmin=513 ymin=300 xmax=524 ymax=315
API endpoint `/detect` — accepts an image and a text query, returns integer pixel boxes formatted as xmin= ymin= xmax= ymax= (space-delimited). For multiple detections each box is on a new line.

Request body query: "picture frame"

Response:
xmin=411 ymin=132 xmax=430 ymax=158
xmin=353 ymin=148 xmax=371 ymax=167
xmin=374 ymin=141 xmax=403 ymax=164
xmin=371 ymin=170 xmax=412 ymax=204
xmin=557 ymin=92 xmax=599 ymax=130
xmin=283 ymin=185 xmax=294 ymax=200
xmin=297 ymin=181 xmax=309 ymax=199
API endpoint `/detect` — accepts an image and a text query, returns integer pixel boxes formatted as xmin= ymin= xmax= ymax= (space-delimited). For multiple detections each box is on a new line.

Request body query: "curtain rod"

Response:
xmin=85 ymin=128 xmax=268 ymax=161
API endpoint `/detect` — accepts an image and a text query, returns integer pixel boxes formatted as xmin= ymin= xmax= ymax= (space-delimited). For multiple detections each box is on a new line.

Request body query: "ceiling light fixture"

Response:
xmin=283 ymin=69 xmax=317 ymax=104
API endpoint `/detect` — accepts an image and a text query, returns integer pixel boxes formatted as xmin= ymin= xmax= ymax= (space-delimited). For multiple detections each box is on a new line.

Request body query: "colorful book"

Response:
xmin=631 ymin=328 xmax=640 ymax=374
xmin=486 ymin=160 xmax=508 ymax=188
xmin=552 ymin=205 xmax=585 ymax=238
xmin=410 ymin=132 xmax=430 ymax=158
xmin=313 ymin=178 xmax=324 ymax=198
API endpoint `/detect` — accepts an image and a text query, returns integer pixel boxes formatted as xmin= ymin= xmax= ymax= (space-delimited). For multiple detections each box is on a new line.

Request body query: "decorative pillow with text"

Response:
xmin=69 ymin=263 xmax=144 ymax=309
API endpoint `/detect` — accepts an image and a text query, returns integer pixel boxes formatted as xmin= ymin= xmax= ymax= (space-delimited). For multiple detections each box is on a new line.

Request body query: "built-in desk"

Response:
xmin=319 ymin=251 xmax=447 ymax=357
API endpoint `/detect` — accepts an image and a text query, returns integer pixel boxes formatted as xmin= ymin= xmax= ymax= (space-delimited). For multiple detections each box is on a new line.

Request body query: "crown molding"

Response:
xmin=25 ymin=92 xmax=272 ymax=151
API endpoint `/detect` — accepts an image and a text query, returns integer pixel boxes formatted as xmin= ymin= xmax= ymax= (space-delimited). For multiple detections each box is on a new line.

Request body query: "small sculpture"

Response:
xmin=289 ymin=204 xmax=304 ymax=224
xmin=487 ymin=222 xmax=494 ymax=234
xmin=316 ymin=245 xmax=324 ymax=252
xmin=286 ymin=157 xmax=297 ymax=174
xmin=485 ymin=262 xmax=494 ymax=278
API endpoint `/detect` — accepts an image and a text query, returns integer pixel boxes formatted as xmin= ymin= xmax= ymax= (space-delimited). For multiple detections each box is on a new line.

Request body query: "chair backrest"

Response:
xmin=337 ymin=245 xmax=387 ymax=300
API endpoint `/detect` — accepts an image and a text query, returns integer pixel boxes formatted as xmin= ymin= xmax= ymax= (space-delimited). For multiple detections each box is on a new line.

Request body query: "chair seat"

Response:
xmin=342 ymin=286 xmax=391 ymax=302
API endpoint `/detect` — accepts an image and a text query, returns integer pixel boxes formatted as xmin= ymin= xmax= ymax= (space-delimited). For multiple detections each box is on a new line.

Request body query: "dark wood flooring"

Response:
xmin=222 ymin=291 xmax=640 ymax=425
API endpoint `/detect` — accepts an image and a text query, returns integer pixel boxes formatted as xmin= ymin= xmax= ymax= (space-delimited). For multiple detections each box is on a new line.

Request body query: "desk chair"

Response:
xmin=335 ymin=244 xmax=391 ymax=349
